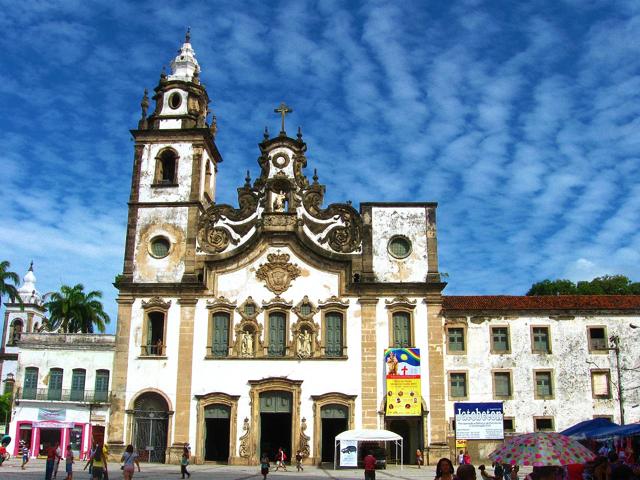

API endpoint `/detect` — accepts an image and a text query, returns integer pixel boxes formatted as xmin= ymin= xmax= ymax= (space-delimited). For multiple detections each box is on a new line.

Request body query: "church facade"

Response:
xmin=105 ymin=34 xmax=640 ymax=466
xmin=106 ymin=34 xmax=445 ymax=465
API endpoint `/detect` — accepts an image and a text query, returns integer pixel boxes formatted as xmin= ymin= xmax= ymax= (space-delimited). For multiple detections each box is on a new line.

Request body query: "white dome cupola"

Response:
xmin=169 ymin=28 xmax=199 ymax=82
xmin=17 ymin=261 xmax=43 ymax=306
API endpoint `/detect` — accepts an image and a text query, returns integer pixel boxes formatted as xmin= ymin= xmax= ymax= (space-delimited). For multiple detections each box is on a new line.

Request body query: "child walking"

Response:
xmin=260 ymin=453 xmax=270 ymax=480
xmin=65 ymin=445 xmax=74 ymax=480
xmin=20 ymin=440 xmax=30 ymax=470
xmin=296 ymin=450 xmax=304 ymax=472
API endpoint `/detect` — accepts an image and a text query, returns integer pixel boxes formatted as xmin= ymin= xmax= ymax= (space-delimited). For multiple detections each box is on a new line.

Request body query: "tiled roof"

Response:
xmin=442 ymin=295 xmax=640 ymax=312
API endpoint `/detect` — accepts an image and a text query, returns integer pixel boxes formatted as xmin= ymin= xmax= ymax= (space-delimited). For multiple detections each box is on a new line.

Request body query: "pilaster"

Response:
xmin=172 ymin=298 xmax=197 ymax=446
xmin=358 ymin=297 xmax=379 ymax=428
xmin=425 ymin=297 xmax=446 ymax=444
xmin=107 ymin=296 xmax=134 ymax=448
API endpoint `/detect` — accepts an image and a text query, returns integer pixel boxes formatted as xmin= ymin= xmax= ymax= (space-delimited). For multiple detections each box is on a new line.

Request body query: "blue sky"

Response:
xmin=1 ymin=0 xmax=639 ymax=333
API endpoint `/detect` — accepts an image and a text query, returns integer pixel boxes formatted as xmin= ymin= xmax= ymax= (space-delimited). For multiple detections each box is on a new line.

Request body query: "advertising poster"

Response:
xmin=385 ymin=348 xmax=421 ymax=416
xmin=339 ymin=440 xmax=358 ymax=466
xmin=454 ymin=402 xmax=504 ymax=440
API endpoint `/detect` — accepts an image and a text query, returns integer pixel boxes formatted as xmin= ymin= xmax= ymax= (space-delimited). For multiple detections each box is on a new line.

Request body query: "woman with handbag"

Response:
xmin=120 ymin=445 xmax=140 ymax=480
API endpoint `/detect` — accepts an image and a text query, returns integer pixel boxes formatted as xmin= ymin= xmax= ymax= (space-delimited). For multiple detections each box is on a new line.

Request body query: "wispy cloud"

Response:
xmin=1 ymin=0 xmax=639 ymax=329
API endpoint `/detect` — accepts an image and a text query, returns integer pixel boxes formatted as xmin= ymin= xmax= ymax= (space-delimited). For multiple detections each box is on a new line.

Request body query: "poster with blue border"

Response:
xmin=454 ymin=402 xmax=504 ymax=440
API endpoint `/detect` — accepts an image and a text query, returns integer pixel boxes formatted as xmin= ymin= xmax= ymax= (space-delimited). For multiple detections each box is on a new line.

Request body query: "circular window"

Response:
xmin=168 ymin=92 xmax=182 ymax=110
xmin=388 ymin=236 xmax=412 ymax=259
xmin=272 ymin=153 xmax=290 ymax=169
xmin=149 ymin=237 xmax=171 ymax=258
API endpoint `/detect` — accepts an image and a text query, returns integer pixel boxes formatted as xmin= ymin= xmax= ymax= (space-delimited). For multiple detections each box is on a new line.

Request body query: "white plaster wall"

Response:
xmin=16 ymin=348 xmax=114 ymax=389
xmin=267 ymin=147 xmax=295 ymax=179
xmin=444 ymin=315 xmax=640 ymax=433
xmin=199 ymin=152 xmax=215 ymax=202
xmin=132 ymin=207 xmax=188 ymax=283
xmin=371 ymin=207 xmax=428 ymax=283
xmin=138 ymin=143 xmax=195 ymax=203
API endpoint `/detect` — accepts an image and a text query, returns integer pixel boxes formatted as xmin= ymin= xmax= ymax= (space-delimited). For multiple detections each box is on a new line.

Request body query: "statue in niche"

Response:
xmin=272 ymin=191 xmax=287 ymax=212
xmin=297 ymin=330 xmax=312 ymax=358
xmin=240 ymin=331 xmax=254 ymax=357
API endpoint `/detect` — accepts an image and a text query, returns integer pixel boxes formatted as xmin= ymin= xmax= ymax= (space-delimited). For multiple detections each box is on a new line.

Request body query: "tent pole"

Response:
xmin=334 ymin=439 xmax=337 ymax=470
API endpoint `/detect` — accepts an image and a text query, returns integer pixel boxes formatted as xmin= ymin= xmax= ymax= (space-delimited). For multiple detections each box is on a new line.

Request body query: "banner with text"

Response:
xmin=454 ymin=402 xmax=504 ymax=440
xmin=385 ymin=348 xmax=421 ymax=416
xmin=339 ymin=440 xmax=358 ymax=467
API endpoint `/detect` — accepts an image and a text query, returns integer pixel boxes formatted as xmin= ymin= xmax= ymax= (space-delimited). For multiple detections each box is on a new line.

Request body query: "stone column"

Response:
xmin=171 ymin=298 xmax=197 ymax=460
xmin=425 ymin=297 xmax=447 ymax=445
xmin=358 ymin=298 xmax=379 ymax=428
xmin=107 ymin=296 xmax=134 ymax=457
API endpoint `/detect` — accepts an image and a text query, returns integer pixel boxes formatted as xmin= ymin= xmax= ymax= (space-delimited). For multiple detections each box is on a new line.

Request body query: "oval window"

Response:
xmin=149 ymin=237 xmax=171 ymax=258
xmin=388 ymin=236 xmax=412 ymax=259
xmin=168 ymin=92 xmax=182 ymax=110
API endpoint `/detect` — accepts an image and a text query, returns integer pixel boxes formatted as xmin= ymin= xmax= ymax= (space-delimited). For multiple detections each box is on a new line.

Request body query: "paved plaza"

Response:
xmin=0 ymin=458 xmax=438 ymax=480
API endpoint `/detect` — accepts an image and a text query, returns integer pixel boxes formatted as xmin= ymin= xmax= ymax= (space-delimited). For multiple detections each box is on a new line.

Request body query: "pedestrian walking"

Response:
xmin=416 ymin=448 xmax=423 ymax=468
xmin=54 ymin=442 xmax=63 ymax=479
xmin=180 ymin=444 xmax=191 ymax=479
xmin=260 ymin=453 xmax=270 ymax=480
xmin=20 ymin=440 xmax=30 ymax=470
xmin=46 ymin=442 xmax=60 ymax=480
xmin=275 ymin=447 xmax=287 ymax=471
xmin=83 ymin=443 xmax=107 ymax=480
xmin=458 ymin=450 xmax=465 ymax=465
xmin=364 ymin=450 xmax=377 ymax=480
xmin=65 ymin=445 xmax=75 ymax=480
xmin=120 ymin=444 xmax=140 ymax=480
xmin=296 ymin=450 xmax=304 ymax=471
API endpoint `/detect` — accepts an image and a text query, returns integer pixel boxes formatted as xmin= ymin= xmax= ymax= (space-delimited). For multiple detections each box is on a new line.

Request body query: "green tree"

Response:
xmin=0 ymin=392 xmax=11 ymax=425
xmin=526 ymin=279 xmax=577 ymax=295
xmin=527 ymin=275 xmax=640 ymax=295
xmin=44 ymin=284 xmax=111 ymax=333
xmin=0 ymin=260 xmax=21 ymax=310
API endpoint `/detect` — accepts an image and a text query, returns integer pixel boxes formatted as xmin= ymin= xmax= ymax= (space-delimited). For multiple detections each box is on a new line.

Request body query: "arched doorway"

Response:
xmin=132 ymin=392 xmax=170 ymax=463
xmin=259 ymin=391 xmax=292 ymax=461
xmin=385 ymin=411 xmax=424 ymax=465
xmin=204 ymin=404 xmax=230 ymax=461
xmin=320 ymin=404 xmax=348 ymax=463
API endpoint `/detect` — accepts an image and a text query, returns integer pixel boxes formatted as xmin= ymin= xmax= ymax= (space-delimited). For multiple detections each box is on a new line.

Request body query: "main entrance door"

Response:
xmin=259 ymin=391 xmax=292 ymax=461
xmin=132 ymin=392 xmax=169 ymax=463
xmin=204 ymin=404 xmax=230 ymax=462
xmin=387 ymin=415 xmax=422 ymax=465
xmin=320 ymin=404 xmax=348 ymax=463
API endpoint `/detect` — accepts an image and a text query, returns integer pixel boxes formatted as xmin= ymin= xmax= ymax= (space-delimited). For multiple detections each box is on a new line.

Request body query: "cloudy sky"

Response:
xmin=1 ymin=0 xmax=639 ymax=332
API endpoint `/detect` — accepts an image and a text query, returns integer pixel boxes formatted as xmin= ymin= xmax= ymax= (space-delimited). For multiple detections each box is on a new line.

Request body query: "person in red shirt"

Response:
xmin=46 ymin=442 xmax=60 ymax=480
xmin=364 ymin=451 xmax=377 ymax=480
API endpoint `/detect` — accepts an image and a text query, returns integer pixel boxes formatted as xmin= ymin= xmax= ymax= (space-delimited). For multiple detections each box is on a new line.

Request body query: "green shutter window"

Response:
xmin=536 ymin=371 xmax=552 ymax=397
xmin=325 ymin=312 xmax=343 ymax=357
xmin=48 ymin=368 xmax=63 ymax=401
xmin=533 ymin=327 xmax=550 ymax=353
xmin=393 ymin=312 xmax=411 ymax=347
xmin=494 ymin=372 xmax=511 ymax=398
xmin=23 ymin=367 xmax=38 ymax=400
xmin=450 ymin=373 xmax=467 ymax=398
xmin=212 ymin=312 xmax=230 ymax=357
xmin=70 ymin=369 xmax=86 ymax=401
xmin=94 ymin=370 xmax=109 ymax=402
xmin=448 ymin=328 xmax=465 ymax=352
xmin=268 ymin=312 xmax=286 ymax=357
xmin=492 ymin=327 xmax=509 ymax=352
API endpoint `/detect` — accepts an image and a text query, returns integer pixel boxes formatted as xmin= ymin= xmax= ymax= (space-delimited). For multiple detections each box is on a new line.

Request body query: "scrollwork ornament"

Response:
xmin=238 ymin=417 xmax=251 ymax=458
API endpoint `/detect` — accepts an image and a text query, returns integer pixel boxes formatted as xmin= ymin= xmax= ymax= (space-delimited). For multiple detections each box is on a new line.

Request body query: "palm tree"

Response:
xmin=44 ymin=284 xmax=111 ymax=333
xmin=0 ymin=260 xmax=21 ymax=310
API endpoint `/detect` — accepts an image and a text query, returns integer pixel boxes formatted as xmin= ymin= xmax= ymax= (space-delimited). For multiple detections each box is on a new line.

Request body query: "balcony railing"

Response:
xmin=16 ymin=387 xmax=110 ymax=403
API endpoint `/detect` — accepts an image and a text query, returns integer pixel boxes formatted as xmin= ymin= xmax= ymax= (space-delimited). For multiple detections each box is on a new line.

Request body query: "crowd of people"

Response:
xmin=431 ymin=441 xmax=639 ymax=480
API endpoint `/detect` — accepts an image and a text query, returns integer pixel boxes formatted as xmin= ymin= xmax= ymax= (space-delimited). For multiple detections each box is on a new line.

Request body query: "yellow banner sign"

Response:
xmin=386 ymin=377 xmax=421 ymax=416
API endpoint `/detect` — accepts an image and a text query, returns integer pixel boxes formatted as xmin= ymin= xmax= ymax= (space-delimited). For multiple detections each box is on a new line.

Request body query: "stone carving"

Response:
xmin=206 ymin=296 xmax=236 ymax=310
xmin=272 ymin=191 xmax=287 ymax=212
xmin=384 ymin=296 xmax=417 ymax=309
xmin=318 ymin=295 xmax=349 ymax=310
xmin=240 ymin=331 xmax=254 ymax=357
xmin=262 ymin=213 xmax=297 ymax=228
xmin=293 ymin=296 xmax=317 ymax=320
xmin=141 ymin=297 xmax=172 ymax=310
xmin=296 ymin=330 xmax=312 ymax=359
xmin=255 ymin=252 xmax=301 ymax=295
xmin=299 ymin=417 xmax=310 ymax=458
xmin=238 ymin=417 xmax=250 ymax=458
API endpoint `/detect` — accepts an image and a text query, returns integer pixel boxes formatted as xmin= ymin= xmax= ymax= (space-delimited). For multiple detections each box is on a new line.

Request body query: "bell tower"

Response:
xmin=121 ymin=30 xmax=222 ymax=286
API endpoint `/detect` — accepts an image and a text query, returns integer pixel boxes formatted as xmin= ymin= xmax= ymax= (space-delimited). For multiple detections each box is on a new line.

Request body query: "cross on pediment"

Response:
xmin=274 ymin=102 xmax=293 ymax=136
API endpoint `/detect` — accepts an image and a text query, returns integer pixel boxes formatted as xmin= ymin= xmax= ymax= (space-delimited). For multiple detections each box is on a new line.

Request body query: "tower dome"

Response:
xmin=17 ymin=262 xmax=43 ymax=306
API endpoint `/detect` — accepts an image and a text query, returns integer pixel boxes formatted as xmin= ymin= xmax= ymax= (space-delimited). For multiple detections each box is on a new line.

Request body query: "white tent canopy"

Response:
xmin=335 ymin=429 xmax=403 ymax=441
xmin=333 ymin=429 xmax=403 ymax=470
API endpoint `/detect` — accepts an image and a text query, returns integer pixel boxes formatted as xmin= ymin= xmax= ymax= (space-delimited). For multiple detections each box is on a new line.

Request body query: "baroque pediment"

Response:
xmin=196 ymin=133 xmax=363 ymax=256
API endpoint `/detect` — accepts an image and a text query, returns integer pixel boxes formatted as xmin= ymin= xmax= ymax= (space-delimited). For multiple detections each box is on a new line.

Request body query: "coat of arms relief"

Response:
xmin=255 ymin=252 xmax=301 ymax=295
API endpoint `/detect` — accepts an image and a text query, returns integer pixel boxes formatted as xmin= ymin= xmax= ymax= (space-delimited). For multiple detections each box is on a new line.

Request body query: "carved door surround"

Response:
xmin=194 ymin=392 xmax=239 ymax=464
xmin=310 ymin=392 xmax=356 ymax=465
xmin=247 ymin=377 xmax=303 ymax=465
